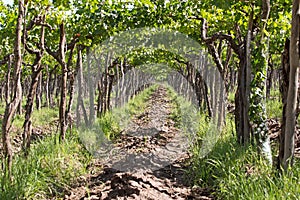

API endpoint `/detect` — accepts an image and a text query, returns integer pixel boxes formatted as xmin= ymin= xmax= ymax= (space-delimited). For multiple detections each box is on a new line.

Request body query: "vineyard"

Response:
xmin=0 ymin=0 xmax=300 ymax=199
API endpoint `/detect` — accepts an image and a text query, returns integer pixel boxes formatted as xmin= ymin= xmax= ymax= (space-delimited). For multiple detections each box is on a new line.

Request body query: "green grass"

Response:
xmin=0 ymin=102 xmax=87 ymax=199
xmin=31 ymin=107 xmax=59 ymax=127
xmin=0 ymin=107 xmax=59 ymax=138
xmin=12 ymin=107 xmax=58 ymax=128
xmin=0 ymin=131 xmax=91 ymax=199
xmin=269 ymin=89 xmax=281 ymax=99
xmin=127 ymin=84 xmax=159 ymax=116
xmin=190 ymin=116 xmax=300 ymax=200
xmin=266 ymin=89 xmax=282 ymax=119
xmin=1 ymin=86 xmax=298 ymax=199
xmin=96 ymin=84 xmax=159 ymax=139
xmin=228 ymin=91 xmax=235 ymax=104
xmin=165 ymin=85 xmax=206 ymax=137
xmin=165 ymin=86 xmax=182 ymax=126
xmin=0 ymin=83 xmax=159 ymax=200
xmin=186 ymin=87 xmax=299 ymax=199
xmin=266 ymin=99 xmax=282 ymax=119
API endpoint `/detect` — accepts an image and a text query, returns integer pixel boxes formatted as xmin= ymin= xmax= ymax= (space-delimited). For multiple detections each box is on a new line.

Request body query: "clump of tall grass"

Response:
xmin=190 ymin=116 xmax=300 ymax=200
xmin=0 ymin=132 xmax=91 ymax=199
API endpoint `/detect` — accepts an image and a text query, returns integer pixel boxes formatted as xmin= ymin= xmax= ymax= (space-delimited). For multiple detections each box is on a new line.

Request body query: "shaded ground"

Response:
xmin=63 ymin=86 xmax=214 ymax=200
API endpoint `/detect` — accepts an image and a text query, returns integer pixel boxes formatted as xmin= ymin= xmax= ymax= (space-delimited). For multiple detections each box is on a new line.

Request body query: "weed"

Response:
xmin=0 ymin=132 xmax=91 ymax=199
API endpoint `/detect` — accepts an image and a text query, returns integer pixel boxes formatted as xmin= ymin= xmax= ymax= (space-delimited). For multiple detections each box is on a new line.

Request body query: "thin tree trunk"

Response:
xmin=236 ymin=54 xmax=250 ymax=144
xmin=266 ymin=61 xmax=274 ymax=99
xmin=59 ymin=23 xmax=68 ymax=141
xmin=115 ymin=61 xmax=120 ymax=108
xmin=76 ymin=46 xmax=88 ymax=126
xmin=235 ymin=10 xmax=253 ymax=145
xmin=120 ymin=60 xmax=125 ymax=106
xmin=244 ymin=10 xmax=253 ymax=144
xmin=107 ymin=74 xmax=114 ymax=111
xmin=279 ymin=0 xmax=299 ymax=170
xmin=278 ymin=39 xmax=290 ymax=170
xmin=87 ymin=47 xmax=95 ymax=125
xmin=45 ymin=65 xmax=49 ymax=107
xmin=22 ymin=13 xmax=46 ymax=151
xmin=1 ymin=0 xmax=24 ymax=177
xmin=97 ymin=80 xmax=103 ymax=117
xmin=23 ymin=69 xmax=42 ymax=151
xmin=35 ymin=72 xmax=42 ymax=110
xmin=65 ymin=43 xmax=76 ymax=134
xmin=5 ymin=55 xmax=13 ymax=104
xmin=48 ymin=66 xmax=57 ymax=107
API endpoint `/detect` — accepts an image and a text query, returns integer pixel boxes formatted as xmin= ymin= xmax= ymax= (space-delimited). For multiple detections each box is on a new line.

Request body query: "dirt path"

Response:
xmin=63 ymin=86 xmax=214 ymax=200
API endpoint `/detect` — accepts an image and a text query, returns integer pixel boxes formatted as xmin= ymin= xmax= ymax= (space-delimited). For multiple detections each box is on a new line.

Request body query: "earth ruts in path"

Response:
xmin=64 ymin=86 xmax=214 ymax=200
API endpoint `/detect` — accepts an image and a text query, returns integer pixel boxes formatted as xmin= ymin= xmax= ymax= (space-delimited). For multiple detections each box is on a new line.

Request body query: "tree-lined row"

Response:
xmin=0 ymin=0 xmax=296 ymax=176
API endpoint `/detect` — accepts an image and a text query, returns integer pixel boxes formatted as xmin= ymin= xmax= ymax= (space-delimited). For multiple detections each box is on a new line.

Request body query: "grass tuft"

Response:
xmin=190 ymin=117 xmax=300 ymax=200
xmin=0 ymin=132 xmax=91 ymax=199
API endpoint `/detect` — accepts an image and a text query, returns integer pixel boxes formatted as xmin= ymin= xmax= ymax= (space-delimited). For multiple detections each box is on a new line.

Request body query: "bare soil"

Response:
xmin=63 ymin=86 xmax=214 ymax=200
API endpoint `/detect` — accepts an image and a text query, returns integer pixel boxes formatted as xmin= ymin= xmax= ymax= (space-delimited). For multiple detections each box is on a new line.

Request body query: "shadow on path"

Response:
xmin=64 ymin=86 xmax=214 ymax=200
